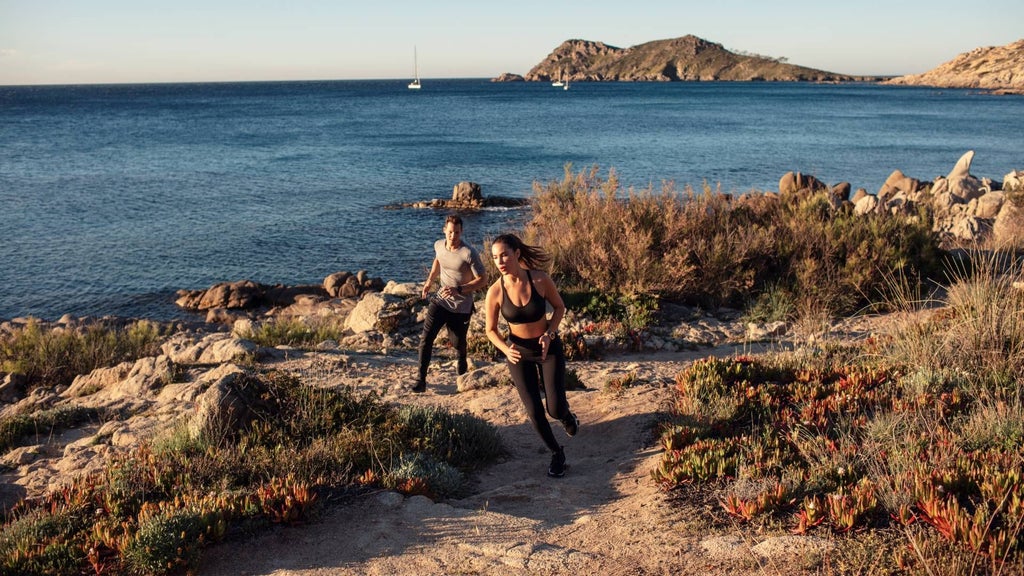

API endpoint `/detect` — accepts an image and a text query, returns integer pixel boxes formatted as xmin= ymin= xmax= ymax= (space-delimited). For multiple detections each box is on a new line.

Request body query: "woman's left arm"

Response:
xmin=539 ymin=272 xmax=565 ymax=336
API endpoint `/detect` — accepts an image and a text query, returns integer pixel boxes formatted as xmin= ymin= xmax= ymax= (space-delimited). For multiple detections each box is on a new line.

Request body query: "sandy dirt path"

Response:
xmin=197 ymin=343 xmax=809 ymax=576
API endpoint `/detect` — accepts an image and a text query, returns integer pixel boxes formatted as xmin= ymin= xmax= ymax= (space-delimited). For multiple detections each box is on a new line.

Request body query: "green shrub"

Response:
xmin=121 ymin=509 xmax=208 ymax=575
xmin=387 ymin=452 xmax=464 ymax=498
xmin=396 ymin=404 xmax=504 ymax=471
xmin=0 ymin=507 xmax=90 ymax=575
xmin=0 ymin=319 xmax=166 ymax=390
xmin=525 ymin=166 xmax=943 ymax=320
xmin=237 ymin=316 xmax=348 ymax=348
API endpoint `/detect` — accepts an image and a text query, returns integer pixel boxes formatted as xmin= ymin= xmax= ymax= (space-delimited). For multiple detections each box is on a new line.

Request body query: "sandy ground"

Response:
xmin=194 ymin=342 xmax=820 ymax=576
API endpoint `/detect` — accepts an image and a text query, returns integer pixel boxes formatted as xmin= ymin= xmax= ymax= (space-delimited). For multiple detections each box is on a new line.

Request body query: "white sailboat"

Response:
xmin=408 ymin=47 xmax=421 ymax=90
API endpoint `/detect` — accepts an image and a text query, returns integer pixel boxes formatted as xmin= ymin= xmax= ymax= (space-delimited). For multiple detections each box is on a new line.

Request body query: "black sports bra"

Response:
xmin=500 ymin=270 xmax=546 ymax=324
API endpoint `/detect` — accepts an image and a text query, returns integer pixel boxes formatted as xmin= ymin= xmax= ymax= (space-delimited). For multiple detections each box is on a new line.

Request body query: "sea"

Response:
xmin=2 ymin=79 xmax=1023 ymax=322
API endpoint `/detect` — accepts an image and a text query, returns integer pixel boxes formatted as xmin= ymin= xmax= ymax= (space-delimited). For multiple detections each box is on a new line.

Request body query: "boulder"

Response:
xmin=176 ymin=280 xmax=265 ymax=310
xmin=66 ymin=356 xmax=175 ymax=407
xmin=974 ymin=191 xmax=1005 ymax=219
xmin=946 ymin=150 xmax=986 ymax=202
xmin=161 ymin=333 xmax=259 ymax=365
xmin=830 ymin=182 xmax=852 ymax=205
xmin=778 ymin=171 xmax=827 ymax=195
xmin=323 ymin=271 xmax=353 ymax=297
xmin=878 ymin=169 xmax=919 ymax=201
xmin=0 ymin=373 xmax=27 ymax=404
xmin=952 ymin=215 xmax=985 ymax=241
xmin=383 ymin=280 xmax=420 ymax=298
xmin=187 ymin=365 xmax=266 ymax=441
xmin=994 ymin=198 xmax=1024 ymax=248
xmin=452 ymin=181 xmax=484 ymax=206
xmin=850 ymin=188 xmax=868 ymax=204
xmin=1004 ymin=170 xmax=1023 ymax=191
xmin=456 ymin=364 xmax=507 ymax=392
xmin=263 ymin=284 xmax=326 ymax=307
xmin=344 ymin=292 xmax=408 ymax=334
xmin=854 ymin=194 xmax=879 ymax=215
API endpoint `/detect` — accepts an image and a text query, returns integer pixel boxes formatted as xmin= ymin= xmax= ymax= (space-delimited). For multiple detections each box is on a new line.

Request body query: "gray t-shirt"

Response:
xmin=431 ymin=239 xmax=485 ymax=313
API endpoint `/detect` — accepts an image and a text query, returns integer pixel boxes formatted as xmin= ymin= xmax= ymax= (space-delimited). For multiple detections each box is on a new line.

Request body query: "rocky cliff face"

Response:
xmin=883 ymin=39 xmax=1024 ymax=94
xmin=502 ymin=35 xmax=862 ymax=82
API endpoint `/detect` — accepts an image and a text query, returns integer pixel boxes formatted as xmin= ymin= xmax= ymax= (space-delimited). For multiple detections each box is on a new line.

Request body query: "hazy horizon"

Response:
xmin=1 ymin=0 xmax=1021 ymax=86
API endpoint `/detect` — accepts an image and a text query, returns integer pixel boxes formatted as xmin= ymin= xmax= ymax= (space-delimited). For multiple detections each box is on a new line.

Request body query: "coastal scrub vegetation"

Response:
xmin=234 ymin=315 xmax=349 ymax=348
xmin=0 ymin=319 xmax=166 ymax=390
xmin=655 ymin=255 xmax=1024 ymax=575
xmin=0 ymin=370 xmax=503 ymax=575
xmin=526 ymin=165 xmax=944 ymax=326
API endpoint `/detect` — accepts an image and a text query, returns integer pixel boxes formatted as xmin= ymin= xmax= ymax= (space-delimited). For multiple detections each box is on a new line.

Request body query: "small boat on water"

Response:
xmin=551 ymin=79 xmax=564 ymax=87
xmin=408 ymin=47 xmax=421 ymax=90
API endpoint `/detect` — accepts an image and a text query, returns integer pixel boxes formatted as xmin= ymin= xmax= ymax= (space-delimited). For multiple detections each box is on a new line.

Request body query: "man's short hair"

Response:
xmin=445 ymin=214 xmax=463 ymax=228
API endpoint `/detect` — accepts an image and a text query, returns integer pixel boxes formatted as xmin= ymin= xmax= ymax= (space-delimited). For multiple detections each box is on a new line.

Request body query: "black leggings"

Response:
xmin=506 ymin=333 xmax=571 ymax=453
xmin=418 ymin=301 xmax=471 ymax=383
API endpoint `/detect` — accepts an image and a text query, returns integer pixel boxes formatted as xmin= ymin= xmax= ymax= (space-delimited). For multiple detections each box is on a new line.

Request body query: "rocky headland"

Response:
xmin=494 ymin=35 xmax=877 ymax=83
xmin=884 ymin=38 xmax=1024 ymax=94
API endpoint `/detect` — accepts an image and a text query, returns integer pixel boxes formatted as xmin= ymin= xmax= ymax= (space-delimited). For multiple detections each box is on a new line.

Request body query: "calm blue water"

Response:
xmin=1 ymin=79 xmax=1022 ymax=321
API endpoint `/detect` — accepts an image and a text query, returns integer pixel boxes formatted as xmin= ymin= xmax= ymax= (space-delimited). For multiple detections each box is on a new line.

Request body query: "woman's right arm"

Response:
xmin=485 ymin=281 xmax=520 ymax=364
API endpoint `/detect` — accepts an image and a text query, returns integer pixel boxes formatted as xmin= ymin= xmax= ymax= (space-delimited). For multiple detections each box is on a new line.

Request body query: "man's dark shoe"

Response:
xmin=457 ymin=358 xmax=468 ymax=376
xmin=561 ymin=412 xmax=579 ymax=437
xmin=411 ymin=381 xmax=426 ymax=393
xmin=548 ymin=447 xmax=566 ymax=478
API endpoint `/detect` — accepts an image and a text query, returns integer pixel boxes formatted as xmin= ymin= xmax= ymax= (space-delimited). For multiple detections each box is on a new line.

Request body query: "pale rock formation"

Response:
xmin=345 ymin=292 xmax=408 ymax=334
xmin=456 ymin=364 xmax=506 ymax=392
xmin=878 ymin=169 xmax=919 ymax=201
xmin=946 ymin=150 xmax=986 ymax=202
xmin=994 ymin=198 xmax=1024 ymax=248
xmin=161 ymin=332 xmax=259 ymax=365
xmin=854 ymin=194 xmax=879 ymax=215
xmin=1004 ymin=170 xmax=1024 ymax=191
xmin=383 ymin=280 xmax=420 ymax=298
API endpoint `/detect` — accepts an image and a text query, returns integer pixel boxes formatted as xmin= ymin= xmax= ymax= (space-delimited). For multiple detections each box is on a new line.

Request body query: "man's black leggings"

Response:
xmin=417 ymin=301 xmax=471 ymax=384
xmin=506 ymin=333 xmax=570 ymax=453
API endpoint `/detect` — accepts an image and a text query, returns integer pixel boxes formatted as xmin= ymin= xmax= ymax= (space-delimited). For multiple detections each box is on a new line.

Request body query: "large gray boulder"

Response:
xmin=187 ymin=365 xmax=266 ymax=441
xmin=344 ymin=292 xmax=408 ymax=334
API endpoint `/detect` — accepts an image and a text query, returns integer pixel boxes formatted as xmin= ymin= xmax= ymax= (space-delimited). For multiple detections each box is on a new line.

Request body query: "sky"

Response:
xmin=1 ymin=0 xmax=1021 ymax=85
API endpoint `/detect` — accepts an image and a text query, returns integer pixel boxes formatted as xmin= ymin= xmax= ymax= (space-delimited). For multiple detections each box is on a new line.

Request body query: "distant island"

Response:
xmin=493 ymin=35 xmax=1024 ymax=94
xmin=492 ymin=35 xmax=880 ymax=83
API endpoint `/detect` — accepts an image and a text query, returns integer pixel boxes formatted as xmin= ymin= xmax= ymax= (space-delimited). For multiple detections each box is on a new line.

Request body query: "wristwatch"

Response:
xmin=545 ymin=330 xmax=557 ymax=340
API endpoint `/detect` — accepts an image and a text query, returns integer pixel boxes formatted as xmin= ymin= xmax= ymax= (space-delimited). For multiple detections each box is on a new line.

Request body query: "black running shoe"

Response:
xmin=548 ymin=447 xmax=566 ymax=478
xmin=411 ymin=381 xmax=426 ymax=393
xmin=457 ymin=358 xmax=468 ymax=376
xmin=562 ymin=412 xmax=579 ymax=437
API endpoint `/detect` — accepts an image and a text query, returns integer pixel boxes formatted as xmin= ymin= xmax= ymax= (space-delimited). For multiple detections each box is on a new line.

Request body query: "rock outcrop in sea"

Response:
xmin=390 ymin=180 xmax=528 ymax=210
xmin=494 ymin=35 xmax=874 ymax=83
